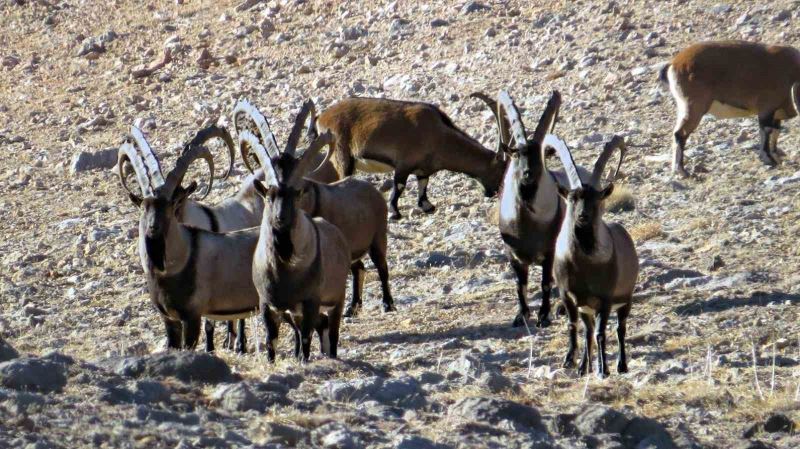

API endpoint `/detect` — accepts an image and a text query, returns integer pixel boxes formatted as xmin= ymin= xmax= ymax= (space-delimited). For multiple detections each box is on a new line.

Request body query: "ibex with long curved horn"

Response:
xmin=239 ymin=100 xmax=394 ymax=319
xmin=246 ymin=107 xmax=351 ymax=362
xmin=552 ymin=135 xmax=638 ymax=378
xmin=473 ymin=90 xmax=591 ymax=328
xmin=118 ymin=127 xmax=261 ymax=350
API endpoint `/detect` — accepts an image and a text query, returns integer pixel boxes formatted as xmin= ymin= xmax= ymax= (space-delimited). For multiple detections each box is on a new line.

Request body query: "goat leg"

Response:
xmin=223 ymin=321 xmax=236 ymax=350
xmin=164 ymin=318 xmax=182 ymax=350
xmin=235 ymin=319 xmax=247 ymax=354
xmin=389 ymin=170 xmax=409 ymax=220
xmin=372 ymin=245 xmax=395 ymax=313
xmin=594 ymin=305 xmax=610 ymax=378
xmin=758 ymin=113 xmax=781 ymax=166
xmin=510 ymin=257 xmax=531 ymax=328
xmin=562 ymin=297 xmax=578 ymax=368
xmin=617 ymin=303 xmax=631 ymax=373
xmin=327 ymin=300 xmax=344 ymax=359
xmin=182 ymin=316 xmax=202 ymax=350
xmin=263 ymin=308 xmax=280 ymax=363
xmin=416 ymin=175 xmax=436 ymax=213
xmin=537 ymin=257 xmax=554 ymax=328
xmin=299 ymin=302 xmax=317 ymax=363
xmin=578 ymin=312 xmax=594 ymax=376
xmin=204 ymin=319 xmax=215 ymax=352
xmin=344 ymin=261 xmax=365 ymax=317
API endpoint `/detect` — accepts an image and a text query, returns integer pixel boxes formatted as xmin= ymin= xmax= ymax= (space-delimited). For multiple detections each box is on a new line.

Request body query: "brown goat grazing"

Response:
xmin=311 ymin=97 xmax=508 ymax=219
xmin=661 ymin=40 xmax=800 ymax=177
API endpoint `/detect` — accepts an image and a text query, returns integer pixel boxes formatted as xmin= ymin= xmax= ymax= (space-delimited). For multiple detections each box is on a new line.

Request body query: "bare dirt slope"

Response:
xmin=1 ymin=0 xmax=800 ymax=448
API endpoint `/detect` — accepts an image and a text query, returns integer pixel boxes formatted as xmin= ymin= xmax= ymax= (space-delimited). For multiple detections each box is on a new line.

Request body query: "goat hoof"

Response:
xmin=383 ymin=303 xmax=396 ymax=313
xmin=419 ymin=201 xmax=436 ymax=214
xmin=562 ymin=358 xmax=575 ymax=369
xmin=536 ymin=316 xmax=551 ymax=328
xmin=577 ymin=366 xmax=588 ymax=377
xmin=511 ymin=313 xmax=530 ymax=328
xmin=758 ymin=149 xmax=780 ymax=167
xmin=389 ymin=211 xmax=402 ymax=221
xmin=344 ymin=302 xmax=362 ymax=318
xmin=617 ymin=362 xmax=628 ymax=374
xmin=673 ymin=166 xmax=690 ymax=179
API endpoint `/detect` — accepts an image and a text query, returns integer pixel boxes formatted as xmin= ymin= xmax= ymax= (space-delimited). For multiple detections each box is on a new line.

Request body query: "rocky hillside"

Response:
xmin=1 ymin=0 xmax=800 ymax=448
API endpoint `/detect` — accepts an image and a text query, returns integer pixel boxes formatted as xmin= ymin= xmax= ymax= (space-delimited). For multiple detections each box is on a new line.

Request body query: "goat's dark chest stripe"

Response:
xmin=200 ymin=205 xmax=219 ymax=232
xmin=575 ymin=224 xmax=596 ymax=255
xmin=148 ymin=228 xmax=199 ymax=319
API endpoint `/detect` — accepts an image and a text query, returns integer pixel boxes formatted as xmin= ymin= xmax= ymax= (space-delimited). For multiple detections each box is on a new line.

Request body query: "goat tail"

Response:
xmin=658 ymin=63 xmax=671 ymax=87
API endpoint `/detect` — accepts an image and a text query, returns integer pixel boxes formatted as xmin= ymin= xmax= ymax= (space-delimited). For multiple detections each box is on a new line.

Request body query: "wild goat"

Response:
xmin=473 ymin=90 xmax=590 ymax=328
xmin=239 ymin=99 xmax=394 ymax=318
xmin=660 ymin=40 xmax=800 ymax=177
xmin=118 ymin=127 xmax=260 ymax=350
xmin=119 ymin=124 xmax=251 ymax=352
xmin=310 ymin=97 xmax=508 ymax=219
xmin=244 ymin=124 xmax=351 ymax=362
xmin=552 ymin=136 xmax=638 ymax=378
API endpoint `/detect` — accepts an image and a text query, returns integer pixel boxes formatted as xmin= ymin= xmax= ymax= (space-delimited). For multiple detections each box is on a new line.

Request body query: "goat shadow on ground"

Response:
xmin=674 ymin=291 xmax=800 ymax=316
xmin=353 ymin=321 xmax=531 ymax=346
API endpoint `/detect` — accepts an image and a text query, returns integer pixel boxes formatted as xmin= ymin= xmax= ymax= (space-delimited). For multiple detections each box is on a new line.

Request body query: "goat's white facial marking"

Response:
xmin=499 ymin=158 xmax=519 ymax=223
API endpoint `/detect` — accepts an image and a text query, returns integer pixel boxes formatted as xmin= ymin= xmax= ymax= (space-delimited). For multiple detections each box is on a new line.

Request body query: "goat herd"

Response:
xmin=116 ymin=40 xmax=800 ymax=378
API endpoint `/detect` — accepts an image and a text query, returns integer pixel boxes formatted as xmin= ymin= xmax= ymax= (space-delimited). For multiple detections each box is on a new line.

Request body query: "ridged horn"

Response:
xmin=185 ymin=125 xmax=236 ymax=179
xmin=239 ymin=130 xmax=278 ymax=187
xmin=288 ymin=131 xmax=333 ymax=188
xmin=590 ymin=135 xmax=627 ymax=187
xmin=130 ymin=126 xmax=165 ymax=188
xmin=163 ymin=144 xmax=215 ymax=200
xmin=232 ymin=98 xmax=280 ymax=158
xmin=117 ymin=140 xmax=153 ymax=200
xmin=284 ymin=100 xmax=315 ymax=156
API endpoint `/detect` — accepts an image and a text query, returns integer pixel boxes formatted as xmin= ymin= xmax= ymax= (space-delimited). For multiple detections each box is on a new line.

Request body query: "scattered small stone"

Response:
xmin=575 ymin=405 xmax=630 ymax=435
xmin=448 ymin=397 xmax=548 ymax=433
xmin=0 ymin=336 xmax=19 ymax=362
xmin=461 ymin=1 xmax=490 ymax=14
xmin=708 ymin=255 xmax=725 ymax=271
xmin=430 ymin=19 xmax=449 ymax=27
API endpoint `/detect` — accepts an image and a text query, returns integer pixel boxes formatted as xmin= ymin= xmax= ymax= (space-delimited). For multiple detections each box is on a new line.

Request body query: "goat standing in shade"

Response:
xmin=552 ymin=136 xmax=638 ymax=378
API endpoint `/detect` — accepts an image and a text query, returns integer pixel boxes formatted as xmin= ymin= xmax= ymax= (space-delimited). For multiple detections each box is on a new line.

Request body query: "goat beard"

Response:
xmin=574 ymin=222 xmax=596 ymax=255
xmin=145 ymin=235 xmax=166 ymax=272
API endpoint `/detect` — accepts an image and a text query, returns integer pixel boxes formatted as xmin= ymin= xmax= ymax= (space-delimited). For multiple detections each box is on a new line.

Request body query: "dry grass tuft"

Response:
xmin=605 ymin=184 xmax=636 ymax=213
xmin=630 ymin=221 xmax=663 ymax=243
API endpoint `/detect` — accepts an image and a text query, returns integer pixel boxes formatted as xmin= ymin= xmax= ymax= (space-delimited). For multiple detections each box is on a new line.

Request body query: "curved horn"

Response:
xmin=531 ymin=91 xmax=561 ymax=145
xmin=163 ymin=145 xmax=215 ymax=200
xmin=232 ymin=98 xmax=280 ymax=158
xmin=307 ymin=138 xmax=334 ymax=179
xmin=239 ymin=130 xmax=278 ymax=187
xmin=130 ymin=126 xmax=165 ymax=188
xmin=543 ymin=134 xmax=582 ymax=190
xmin=288 ymin=131 xmax=333 ymax=188
xmin=470 ymin=92 xmax=511 ymax=154
xmin=118 ymin=140 xmax=153 ymax=200
xmin=590 ymin=135 xmax=627 ymax=187
xmin=284 ymin=100 xmax=314 ymax=156
xmin=497 ymin=90 xmax=527 ymax=148
xmin=185 ymin=125 xmax=236 ymax=180
xmin=792 ymin=83 xmax=800 ymax=116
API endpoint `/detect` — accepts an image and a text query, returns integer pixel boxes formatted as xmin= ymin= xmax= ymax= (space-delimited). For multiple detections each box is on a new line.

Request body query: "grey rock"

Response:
xmin=77 ymin=37 xmax=105 ymax=57
xmin=100 ymin=352 xmax=234 ymax=384
xmin=709 ymin=4 xmax=732 ymax=15
xmin=461 ymin=1 xmax=489 ymax=14
xmin=135 ymin=405 xmax=200 ymax=425
xmin=773 ymin=10 xmax=792 ymax=22
xmin=0 ymin=357 xmax=68 ymax=393
xmin=446 ymin=353 xmax=483 ymax=381
xmin=212 ymin=383 xmax=262 ymax=412
xmin=395 ymin=435 xmax=451 ymax=449
xmin=319 ymin=375 xmax=426 ymax=408
xmin=71 ymin=147 xmax=118 ymax=174
xmin=259 ymin=422 xmax=308 ymax=445
xmin=321 ymin=428 xmax=360 ymax=449
xmin=0 ymin=389 xmax=46 ymax=414
xmin=763 ymin=413 xmax=795 ymax=433
xmin=448 ymin=397 xmax=547 ymax=433
xmin=623 ymin=417 xmax=675 ymax=449
xmin=575 ymin=405 xmax=630 ymax=435
xmin=430 ymin=19 xmax=449 ymax=27
xmin=0 ymin=336 xmax=18 ymax=362
xmin=477 ymin=371 xmax=516 ymax=393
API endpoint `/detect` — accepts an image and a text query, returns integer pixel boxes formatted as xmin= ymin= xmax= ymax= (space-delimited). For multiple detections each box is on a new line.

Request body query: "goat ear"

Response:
xmin=253 ymin=179 xmax=269 ymax=198
xmin=601 ymin=183 xmax=614 ymax=199
xmin=128 ymin=193 xmax=143 ymax=208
